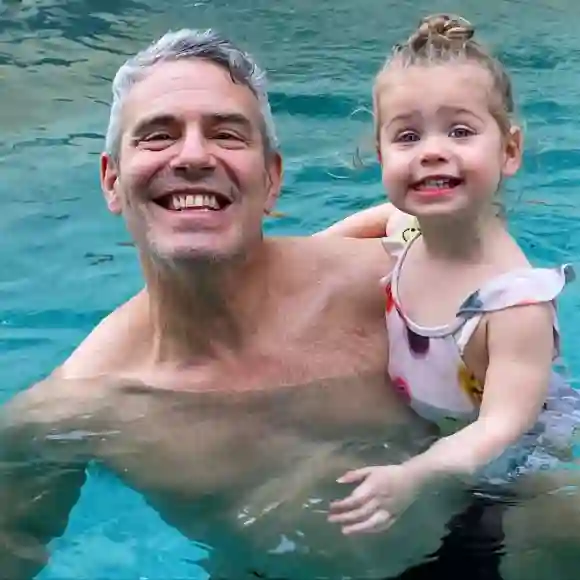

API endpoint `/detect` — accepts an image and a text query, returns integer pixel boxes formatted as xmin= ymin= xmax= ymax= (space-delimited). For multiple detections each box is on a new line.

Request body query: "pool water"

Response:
xmin=1 ymin=0 xmax=580 ymax=577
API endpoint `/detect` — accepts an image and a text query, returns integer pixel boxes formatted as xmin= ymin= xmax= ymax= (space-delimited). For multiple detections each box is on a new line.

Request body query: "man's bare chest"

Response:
xmin=93 ymin=367 xmax=422 ymax=497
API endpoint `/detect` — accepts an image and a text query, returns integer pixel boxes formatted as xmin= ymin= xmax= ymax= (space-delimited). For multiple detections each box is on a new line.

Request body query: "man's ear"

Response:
xmin=100 ymin=153 xmax=122 ymax=214
xmin=263 ymin=151 xmax=283 ymax=214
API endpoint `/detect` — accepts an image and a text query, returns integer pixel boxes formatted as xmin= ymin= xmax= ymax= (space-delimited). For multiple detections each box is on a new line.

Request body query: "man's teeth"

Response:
xmin=168 ymin=194 xmax=221 ymax=210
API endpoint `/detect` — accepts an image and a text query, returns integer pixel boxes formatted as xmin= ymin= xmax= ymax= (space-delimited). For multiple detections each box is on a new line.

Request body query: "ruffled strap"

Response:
xmin=454 ymin=265 xmax=575 ymax=353
xmin=457 ymin=265 xmax=575 ymax=316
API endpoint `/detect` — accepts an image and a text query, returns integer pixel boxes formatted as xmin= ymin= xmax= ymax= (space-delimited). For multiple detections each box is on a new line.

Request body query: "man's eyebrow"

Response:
xmin=131 ymin=114 xmax=176 ymax=136
xmin=210 ymin=112 xmax=254 ymax=130
xmin=130 ymin=112 xmax=254 ymax=135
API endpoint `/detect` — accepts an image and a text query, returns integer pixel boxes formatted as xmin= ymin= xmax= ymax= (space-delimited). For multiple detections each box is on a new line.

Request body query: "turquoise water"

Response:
xmin=2 ymin=0 xmax=580 ymax=577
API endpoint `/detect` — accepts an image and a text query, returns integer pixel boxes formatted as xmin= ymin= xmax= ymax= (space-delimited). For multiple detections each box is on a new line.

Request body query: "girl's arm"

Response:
xmin=315 ymin=203 xmax=395 ymax=239
xmin=404 ymin=302 xmax=554 ymax=481
xmin=328 ymin=302 xmax=555 ymax=535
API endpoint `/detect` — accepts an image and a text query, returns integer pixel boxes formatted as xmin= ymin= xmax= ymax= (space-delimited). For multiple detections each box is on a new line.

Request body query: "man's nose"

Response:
xmin=170 ymin=129 xmax=216 ymax=173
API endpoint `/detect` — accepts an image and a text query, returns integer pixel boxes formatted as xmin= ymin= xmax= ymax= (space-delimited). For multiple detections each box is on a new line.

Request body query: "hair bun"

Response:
xmin=407 ymin=13 xmax=474 ymax=52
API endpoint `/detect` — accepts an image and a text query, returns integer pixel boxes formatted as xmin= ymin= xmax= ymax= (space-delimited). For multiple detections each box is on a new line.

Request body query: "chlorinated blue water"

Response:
xmin=1 ymin=0 xmax=580 ymax=577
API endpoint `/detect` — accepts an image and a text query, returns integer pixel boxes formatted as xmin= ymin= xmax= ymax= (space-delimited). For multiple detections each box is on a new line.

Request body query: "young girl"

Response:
xmin=325 ymin=13 xmax=579 ymax=536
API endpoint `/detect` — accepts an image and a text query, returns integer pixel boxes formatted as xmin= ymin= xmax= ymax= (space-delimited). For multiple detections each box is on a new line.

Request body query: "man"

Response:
xmin=0 ymin=29 xmax=502 ymax=580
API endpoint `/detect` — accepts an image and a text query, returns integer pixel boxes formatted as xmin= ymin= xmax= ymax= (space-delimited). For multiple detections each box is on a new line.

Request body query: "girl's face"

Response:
xmin=376 ymin=62 xmax=521 ymax=221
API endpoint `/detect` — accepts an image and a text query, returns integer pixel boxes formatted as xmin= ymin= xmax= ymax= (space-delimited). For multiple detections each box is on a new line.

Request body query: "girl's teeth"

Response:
xmin=422 ymin=179 xmax=450 ymax=188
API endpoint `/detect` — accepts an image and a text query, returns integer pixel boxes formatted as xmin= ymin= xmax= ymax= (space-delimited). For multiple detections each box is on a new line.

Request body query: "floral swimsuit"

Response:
xmin=382 ymin=235 xmax=579 ymax=483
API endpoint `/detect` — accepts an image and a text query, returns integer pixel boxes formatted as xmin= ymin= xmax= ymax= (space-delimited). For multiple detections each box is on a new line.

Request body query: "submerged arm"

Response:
xmin=0 ymin=384 xmax=88 ymax=580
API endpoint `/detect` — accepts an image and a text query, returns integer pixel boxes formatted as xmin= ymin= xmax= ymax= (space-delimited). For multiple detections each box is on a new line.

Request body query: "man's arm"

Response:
xmin=0 ymin=383 xmax=88 ymax=580
xmin=0 ymin=294 xmax=146 ymax=579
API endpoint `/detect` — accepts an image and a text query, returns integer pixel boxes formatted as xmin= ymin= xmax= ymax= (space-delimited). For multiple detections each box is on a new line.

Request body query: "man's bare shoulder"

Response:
xmin=55 ymin=291 xmax=151 ymax=380
xmin=320 ymin=235 xmax=393 ymax=279
xmin=270 ymin=235 xmax=393 ymax=320
xmin=272 ymin=235 xmax=393 ymax=293
xmin=272 ymin=235 xmax=393 ymax=278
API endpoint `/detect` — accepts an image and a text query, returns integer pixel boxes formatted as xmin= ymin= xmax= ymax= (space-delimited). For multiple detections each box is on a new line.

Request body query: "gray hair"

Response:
xmin=104 ymin=29 xmax=279 ymax=160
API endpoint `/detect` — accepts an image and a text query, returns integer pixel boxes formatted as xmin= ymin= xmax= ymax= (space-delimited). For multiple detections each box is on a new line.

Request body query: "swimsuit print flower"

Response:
xmin=406 ymin=327 xmax=430 ymax=356
xmin=402 ymin=224 xmax=421 ymax=243
xmin=458 ymin=364 xmax=483 ymax=405
xmin=385 ymin=284 xmax=395 ymax=313
xmin=459 ymin=290 xmax=484 ymax=313
xmin=392 ymin=375 xmax=411 ymax=404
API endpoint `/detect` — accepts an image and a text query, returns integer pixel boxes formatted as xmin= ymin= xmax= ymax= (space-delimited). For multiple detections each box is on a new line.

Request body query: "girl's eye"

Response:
xmin=395 ymin=131 xmax=420 ymax=143
xmin=449 ymin=126 xmax=474 ymax=139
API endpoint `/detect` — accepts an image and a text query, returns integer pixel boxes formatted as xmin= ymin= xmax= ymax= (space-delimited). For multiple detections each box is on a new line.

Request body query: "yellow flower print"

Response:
xmin=386 ymin=215 xmax=421 ymax=245
xmin=458 ymin=364 xmax=484 ymax=405
xmin=402 ymin=221 xmax=421 ymax=243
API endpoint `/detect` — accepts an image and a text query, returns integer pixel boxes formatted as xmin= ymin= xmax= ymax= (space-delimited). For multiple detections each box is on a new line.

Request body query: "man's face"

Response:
xmin=100 ymin=58 xmax=282 ymax=264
